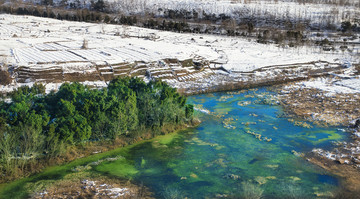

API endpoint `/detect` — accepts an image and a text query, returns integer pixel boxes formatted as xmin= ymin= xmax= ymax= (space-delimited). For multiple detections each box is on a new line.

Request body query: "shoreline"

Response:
xmin=173 ymin=61 xmax=347 ymax=96
xmin=273 ymin=76 xmax=360 ymax=193
xmin=306 ymin=154 xmax=360 ymax=194
xmin=0 ymin=122 xmax=202 ymax=198
xmin=0 ymin=120 xmax=200 ymax=184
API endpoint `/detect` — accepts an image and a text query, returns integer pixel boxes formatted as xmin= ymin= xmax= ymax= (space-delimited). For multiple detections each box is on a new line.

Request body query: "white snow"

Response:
xmin=0 ymin=14 xmax=358 ymax=95
xmin=0 ymin=14 xmax=357 ymax=73
xmin=335 ymin=79 xmax=360 ymax=92
xmin=296 ymin=76 xmax=360 ymax=94
xmin=194 ymin=107 xmax=210 ymax=114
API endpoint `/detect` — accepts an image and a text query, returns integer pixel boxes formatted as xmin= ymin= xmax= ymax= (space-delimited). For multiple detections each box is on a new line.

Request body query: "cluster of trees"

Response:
xmin=293 ymin=0 xmax=358 ymax=6
xmin=119 ymin=15 xmax=137 ymax=26
xmin=161 ymin=9 xmax=200 ymax=21
xmin=2 ymin=0 xmax=359 ymax=48
xmin=144 ymin=19 xmax=190 ymax=32
xmin=0 ymin=77 xmax=193 ymax=179
xmin=1 ymin=5 xmax=110 ymax=23
xmin=341 ymin=21 xmax=360 ymax=33
xmin=39 ymin=0 xmax=107 ymax=12
xmin=0 ymin=4 xmax=140 ymax=26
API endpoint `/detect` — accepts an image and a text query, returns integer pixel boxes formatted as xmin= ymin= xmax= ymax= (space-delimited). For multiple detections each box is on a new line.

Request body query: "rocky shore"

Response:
xmin=276 ymin=78 xmax=360 ymax=127
xmin=274 ymin=74 xmax=360 ymax=192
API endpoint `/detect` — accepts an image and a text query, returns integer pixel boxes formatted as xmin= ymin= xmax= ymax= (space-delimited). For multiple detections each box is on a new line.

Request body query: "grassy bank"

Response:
xmin=0 ymin=128 xmax=191 ymax=198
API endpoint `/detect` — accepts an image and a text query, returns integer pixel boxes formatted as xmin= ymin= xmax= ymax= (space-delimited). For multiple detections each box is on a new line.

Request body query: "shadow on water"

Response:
xmin=248 ymin=156 xmax=267 ymax=164
xmin=318 ymin=174 xmax=339 ymax=186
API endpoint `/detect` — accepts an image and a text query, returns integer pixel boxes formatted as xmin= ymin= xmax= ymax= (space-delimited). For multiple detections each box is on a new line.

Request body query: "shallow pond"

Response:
xmin=0 ymin=88 xmax=349 ymax=198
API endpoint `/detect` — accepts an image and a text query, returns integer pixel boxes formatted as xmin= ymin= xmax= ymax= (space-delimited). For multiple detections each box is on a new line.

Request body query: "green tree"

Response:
xmin=125 ymin=92 xmax=139 ymax=131
xmin=0 ymin=77 xmax=194 ymax=177
xmin=55 ymin=99 xmax=91 ymax=144
xmin=0 ymin=117 xmax=16 ymax=175
xmin=185 ymin=104 xmax=194 ymax=119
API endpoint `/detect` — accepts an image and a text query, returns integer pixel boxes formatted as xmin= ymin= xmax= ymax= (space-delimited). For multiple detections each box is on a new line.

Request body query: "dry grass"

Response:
xmin=277 ymin=86 xmax=360 ymax=126
xmin=0 ymin=69 xmax=12 ymax=85
xmin=31 ymin=174 xmax=154 ymax=199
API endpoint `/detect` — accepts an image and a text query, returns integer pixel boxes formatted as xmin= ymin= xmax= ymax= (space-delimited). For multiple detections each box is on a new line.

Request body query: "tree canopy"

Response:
xmin=0 ymin=77 xmax=193 ymax=177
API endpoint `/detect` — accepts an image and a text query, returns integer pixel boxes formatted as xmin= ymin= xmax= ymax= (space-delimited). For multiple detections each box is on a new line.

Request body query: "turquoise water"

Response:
xmin=96 ymin=88 xmax=348 ymax=198
xmin=0 ymin=88 xmax=349 ymax=198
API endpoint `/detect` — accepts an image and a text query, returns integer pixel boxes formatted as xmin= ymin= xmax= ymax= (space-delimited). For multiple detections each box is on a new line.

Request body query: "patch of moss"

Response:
xmin=95 ymin=159 xmax=138 ymax=178
xmin=156 ymin=133 xmax=181 ymax=145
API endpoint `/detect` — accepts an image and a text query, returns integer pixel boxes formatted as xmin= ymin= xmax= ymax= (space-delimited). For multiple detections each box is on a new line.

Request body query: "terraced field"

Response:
xmin=0 ymin=14 xmax=358 ymax=93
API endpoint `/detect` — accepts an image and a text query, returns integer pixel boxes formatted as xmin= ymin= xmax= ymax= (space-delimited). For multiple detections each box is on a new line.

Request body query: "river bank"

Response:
xmin=32 ymin=175 xmax=154 ymax=198
xmin=0 ymin=126 xmax=204 ymax=199
xmin=0 ymin=120 xmax=199 ymax=184
xmin=173 ymin=61 xmax=347 ymax=96
xmin=273 ymin=75 xmax=360 ymax=193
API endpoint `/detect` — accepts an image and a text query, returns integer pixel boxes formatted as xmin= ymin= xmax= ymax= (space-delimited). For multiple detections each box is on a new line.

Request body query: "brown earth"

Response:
xmin=276 ymin=85 xmax=360 ymax=126
xmin=31 ymin=175 xmax=154 ymax=199
xmin=307 ymin=155 xmax=360 ymax=196
xmin=0 ymin=70 xmax=12 ymax=85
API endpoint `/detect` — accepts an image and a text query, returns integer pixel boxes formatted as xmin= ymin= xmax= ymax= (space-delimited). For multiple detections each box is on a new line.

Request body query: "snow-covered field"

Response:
xmin=1 ymin=14 xmax=357 ymax=69
xmin=295 ymin=77 xmax=360 ymax=94
xmin=0 ymin=14 xmax=358 ymax=93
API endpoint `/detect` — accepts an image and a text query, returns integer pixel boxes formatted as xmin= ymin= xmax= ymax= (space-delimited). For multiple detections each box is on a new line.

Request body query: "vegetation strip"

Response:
xmin=0 ymin=77 xmax=195 ymax=184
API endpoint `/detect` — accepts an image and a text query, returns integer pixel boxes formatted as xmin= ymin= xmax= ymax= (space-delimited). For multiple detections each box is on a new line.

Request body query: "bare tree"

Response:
xmin=81 ymin=38 xmax=88 ymax=49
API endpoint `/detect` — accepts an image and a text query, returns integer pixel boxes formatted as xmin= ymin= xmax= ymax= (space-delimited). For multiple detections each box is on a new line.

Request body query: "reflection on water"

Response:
xmin=96 ymin=88 xmax=348 ymax=198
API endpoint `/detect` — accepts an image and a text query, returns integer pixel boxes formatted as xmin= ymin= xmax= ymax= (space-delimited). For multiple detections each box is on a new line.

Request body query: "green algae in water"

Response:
xmin=126 ymin=88 xmax=348 ymax=198
xmin=0 ymin=87 xmax=349 ymax=199
xmin=94 ymin=158 xmax=138 ymax=178
xmin=0 ymin=141 xmax=148 ymax=199
xmin=300 ymin=130 xmax=342 ymax=145
xmin=156 ymin=132 xmax=180 ymax=145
